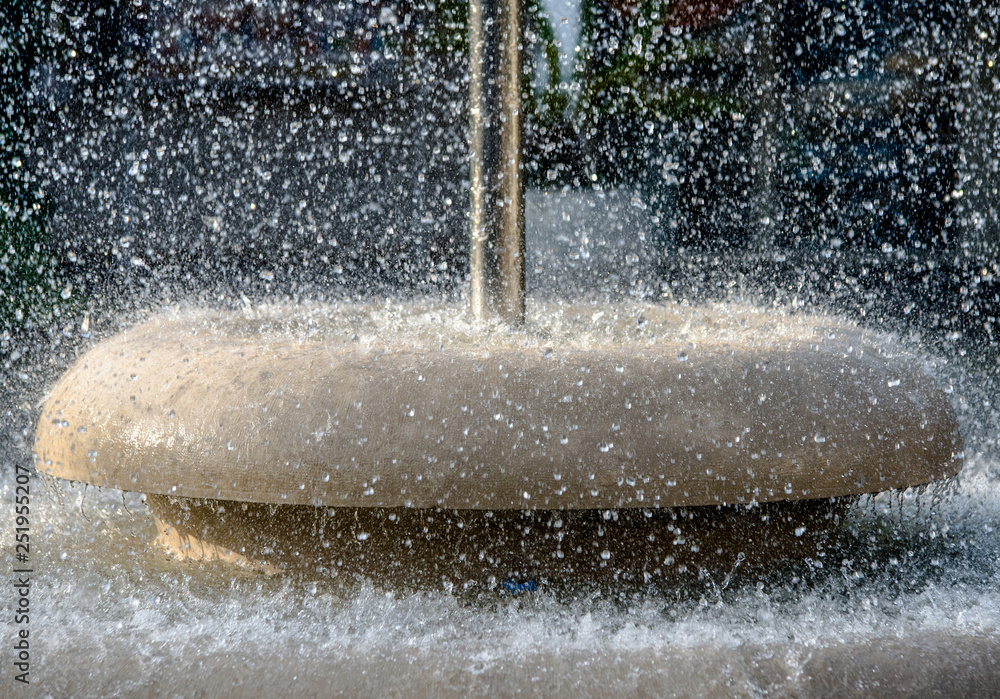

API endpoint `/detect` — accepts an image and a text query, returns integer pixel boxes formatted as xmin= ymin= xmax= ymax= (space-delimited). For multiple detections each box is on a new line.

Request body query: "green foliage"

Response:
xmin=0 ymin=209 xmax=69 ymax=331
xmin=1 ymin=0 xmax=78 ymax=339
xmin=411 ymin=0 xmax=470 ymax=57
xmin=576 ymin=0 xmax=744 ymax=124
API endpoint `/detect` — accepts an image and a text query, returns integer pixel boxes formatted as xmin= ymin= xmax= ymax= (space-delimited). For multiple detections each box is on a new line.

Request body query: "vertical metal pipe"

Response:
xmin=469 ymin=0 xmax=525 ymax=324
xmin=752 ymin=0 xmax=777 ymax=241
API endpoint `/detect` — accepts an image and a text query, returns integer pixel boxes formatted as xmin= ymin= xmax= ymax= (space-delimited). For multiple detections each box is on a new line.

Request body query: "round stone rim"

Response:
xmin=34 ymin=309 xmax=963 ymax=509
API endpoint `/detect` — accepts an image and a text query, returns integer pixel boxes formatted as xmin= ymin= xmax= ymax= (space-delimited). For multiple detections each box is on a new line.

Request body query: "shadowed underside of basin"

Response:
xmin=34 ymin=308 xmax=962 ymax=509
xmin=147 ymin=494 xmax=848 ymax=582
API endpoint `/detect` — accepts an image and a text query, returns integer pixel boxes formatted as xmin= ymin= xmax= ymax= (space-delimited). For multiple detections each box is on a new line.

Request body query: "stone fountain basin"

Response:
xmin=34 ymin=303 xmax=961 ymax=511
xmin=31 ymin=301 xmax=962 ymax=577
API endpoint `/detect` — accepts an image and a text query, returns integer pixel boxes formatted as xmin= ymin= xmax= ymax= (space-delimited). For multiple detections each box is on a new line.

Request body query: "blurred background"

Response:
xmin=2 ymin=0 xmax=998 ymax=370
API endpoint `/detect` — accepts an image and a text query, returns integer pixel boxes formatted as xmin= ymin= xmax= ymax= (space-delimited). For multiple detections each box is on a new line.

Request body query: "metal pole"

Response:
xmin=469 ymin=0 xmax=525 ymax=324
xmin=752 ymin=0 xmax=777 ymax=240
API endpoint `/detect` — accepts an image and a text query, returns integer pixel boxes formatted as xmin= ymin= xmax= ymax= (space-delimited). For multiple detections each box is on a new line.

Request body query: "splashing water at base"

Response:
xmin=9 ymin=461 xmax=1000 ymax=695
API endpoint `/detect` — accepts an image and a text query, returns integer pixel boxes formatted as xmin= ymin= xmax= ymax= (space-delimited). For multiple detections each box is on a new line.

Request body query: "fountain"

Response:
xmin=32 ymin=0 xmax=962 ymax=579
xmin=12 ymin=0 xmax=1000 ymax=693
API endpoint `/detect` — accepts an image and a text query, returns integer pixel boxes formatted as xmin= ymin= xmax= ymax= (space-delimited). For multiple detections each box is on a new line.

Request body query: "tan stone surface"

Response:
xmin=35 ymin=310 xmax=962 ymax=508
